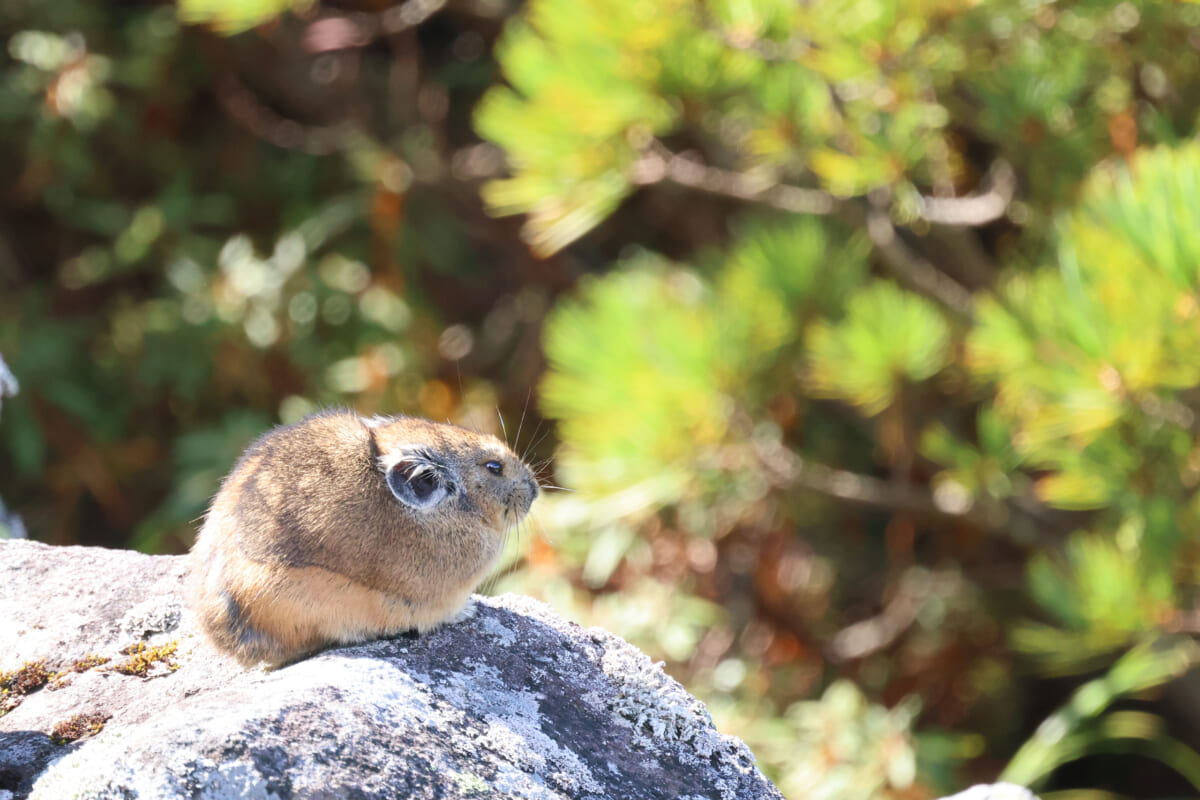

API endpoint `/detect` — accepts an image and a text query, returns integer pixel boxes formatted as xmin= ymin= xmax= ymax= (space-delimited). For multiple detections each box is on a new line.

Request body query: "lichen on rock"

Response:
xmin=601 ymin=645 xmax=752 ymax=767
xmin=119 ymin=596 xmax=183 ymax=639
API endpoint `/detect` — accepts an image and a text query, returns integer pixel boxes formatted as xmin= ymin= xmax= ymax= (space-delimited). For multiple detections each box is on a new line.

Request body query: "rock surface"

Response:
xmin=1 ymin=540 xmax=778 ymax=799
xmin=941 ymin=786 xmax=1036 ymax=800
xmin=1 ymin=540 xmax=1036 ymax=800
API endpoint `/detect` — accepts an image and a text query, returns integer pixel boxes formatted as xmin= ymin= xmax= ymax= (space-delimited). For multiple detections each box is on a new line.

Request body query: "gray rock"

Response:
xmin=940 ymin=785 xmax=1037 ymax=800
xmin=0 ymin=354 xmax=17 ymax=409
xmin=0 ymin=540 xmax=779 ymax=799
xmin=0 ymin=541 xmax=1034 ymax=800
xmin=0 ymin=499 xmax=25 ymax=540
xmin=0 ymin=354 xmax=23 ymax=541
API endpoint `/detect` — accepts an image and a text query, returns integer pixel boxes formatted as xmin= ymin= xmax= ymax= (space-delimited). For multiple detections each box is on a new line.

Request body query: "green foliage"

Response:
xmin=961 ymin=147 xmax=1200 ymax=674
xmin=1018 ymin=535 xmax=1177 ymax=672
xmin=10 ymin=0 xmax=1200 ymax=797
xmin=769 ymin=680 xmax=922 ymax=800
xmin=920 ymin=409 xmax=1023 ymax=507
xmin=808 ymin=281 xmax=951 ymax=415
xmin=972 ymin=145 xmax=1200 ymax=435
xmin=177 ymin=0 xmax=312 ymax=33
xmin=480 ymin=0 xmax=1200 ymax=795
xmin=475 ymin=2 xmax=683 ymax=254
xmin=541 ymin=218 xmax=867 ymax=497
xmin=1002 ymin=637 xmax=1200 ymax=790
xmin=541 ymin=261 xmax=723 ymax=497
xmin=0 ymin=0 xmax=515 ymax=550
xmin=943 ymin=1 xmax=1200 ymax=210
xmin=477 ymin=0 xmax=965 ymax=252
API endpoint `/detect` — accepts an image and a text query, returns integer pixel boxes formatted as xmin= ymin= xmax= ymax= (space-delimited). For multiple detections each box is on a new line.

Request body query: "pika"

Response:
xmin=188 ymin=409 xmax=538 ymax=666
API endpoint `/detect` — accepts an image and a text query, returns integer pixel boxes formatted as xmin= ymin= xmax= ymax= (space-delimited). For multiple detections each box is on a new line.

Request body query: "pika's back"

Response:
xmin=189 ymin=409 xmax=538 ymax=666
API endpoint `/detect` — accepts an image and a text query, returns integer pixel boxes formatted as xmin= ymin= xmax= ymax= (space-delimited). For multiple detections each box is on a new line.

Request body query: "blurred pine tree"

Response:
xmin=6 ymin=0 xmax=1200 ymax=796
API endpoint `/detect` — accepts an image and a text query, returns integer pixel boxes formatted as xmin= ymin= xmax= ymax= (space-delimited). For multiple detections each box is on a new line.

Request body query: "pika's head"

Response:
xmin=368 ymin=415 xmax=538 ymax=535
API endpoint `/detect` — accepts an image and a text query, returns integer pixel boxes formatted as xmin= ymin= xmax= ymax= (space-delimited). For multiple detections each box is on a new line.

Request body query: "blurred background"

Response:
xmin=4 ymin=0 xmax=1200 ymax=797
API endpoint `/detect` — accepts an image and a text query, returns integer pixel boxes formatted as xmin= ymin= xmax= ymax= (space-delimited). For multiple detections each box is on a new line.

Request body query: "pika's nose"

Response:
xmin=526 ymin=477 xmax=539 ymax=500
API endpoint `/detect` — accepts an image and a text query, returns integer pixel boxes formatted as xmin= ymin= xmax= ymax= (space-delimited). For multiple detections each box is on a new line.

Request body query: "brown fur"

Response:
xmin=188 ymin=409 xmax=538 ymax=666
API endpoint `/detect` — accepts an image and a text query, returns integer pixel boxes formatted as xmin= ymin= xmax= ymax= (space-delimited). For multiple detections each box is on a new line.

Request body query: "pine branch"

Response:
xmin=859 ymin=208 xmax=976 ymax=321
xmin=751 ymin=438 xmax=1007 ymax=532
xmin=302 ymin=0 xmax=447 ymax=52
xmin=632 ymin=144 xmax=977 ymax=319
xmin=827 ymin=570 xmax=963 ymax=661
xmin=918 ymin=159 xmax=1016 ymax=227
xmin=215 ymin=73 xmax=355 ymax=155
xmin=630 ymin=144 xmax=837 ymax=216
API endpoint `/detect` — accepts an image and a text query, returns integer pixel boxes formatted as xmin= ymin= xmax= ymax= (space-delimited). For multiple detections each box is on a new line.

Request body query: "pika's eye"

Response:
xmin=485 ymin=460 xmax=504 ymax=476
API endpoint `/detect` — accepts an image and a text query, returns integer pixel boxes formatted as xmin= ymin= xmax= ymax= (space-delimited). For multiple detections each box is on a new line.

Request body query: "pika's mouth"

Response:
xmin=520 ymin=478 xmax=539 ymax=515
xmin=505 ymin=484 xmax=537 ymax=519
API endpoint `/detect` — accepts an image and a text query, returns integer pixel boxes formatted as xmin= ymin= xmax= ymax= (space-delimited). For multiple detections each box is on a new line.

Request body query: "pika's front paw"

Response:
xmin=446 ymin=597 xmax=478 ymax=625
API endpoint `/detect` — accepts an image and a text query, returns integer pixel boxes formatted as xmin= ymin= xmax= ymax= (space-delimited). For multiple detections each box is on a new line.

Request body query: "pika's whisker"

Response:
xmin=519 ymin=417 xmax=542 ymax=463
xmin=515 ymin=386 xmax=532 ymax=453
xmin=524 ymin=422 xmax=553 ymax=462
xmin=453 ymin=359 xmax=465 ymax=410
xmin=531 ymin=458 xmax=556 ymax=484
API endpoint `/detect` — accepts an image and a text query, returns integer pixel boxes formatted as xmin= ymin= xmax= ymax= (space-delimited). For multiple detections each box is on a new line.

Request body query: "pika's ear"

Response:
xmin=384 ymin=455 xmax=454 ymax=510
